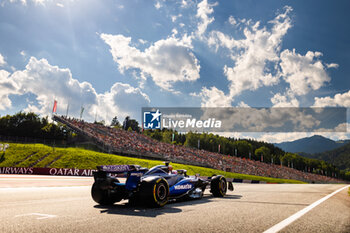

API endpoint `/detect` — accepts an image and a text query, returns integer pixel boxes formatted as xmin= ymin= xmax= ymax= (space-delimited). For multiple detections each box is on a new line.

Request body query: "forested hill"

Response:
xmin=310 ymin=142 xmax=350 ymax=171
xmin=274 ymin=135 xmax=349 ymax=154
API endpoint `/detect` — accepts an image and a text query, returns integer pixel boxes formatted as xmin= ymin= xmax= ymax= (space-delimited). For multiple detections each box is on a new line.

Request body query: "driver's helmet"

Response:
xmin=168 ymin=165 xmax=177 ymax=174
xmin=168 ymin=165 xmax=173 ymax=173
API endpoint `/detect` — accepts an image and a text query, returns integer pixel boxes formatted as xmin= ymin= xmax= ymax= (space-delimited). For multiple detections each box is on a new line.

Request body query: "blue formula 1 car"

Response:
xmin=91 ymin=162 xmax=234 ymax=207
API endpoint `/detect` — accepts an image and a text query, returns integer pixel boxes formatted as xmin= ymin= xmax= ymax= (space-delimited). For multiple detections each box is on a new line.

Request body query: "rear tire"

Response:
xmin=139 ymin=178 xmax=169 ymax=207
xmin=210 ymin=176 xmax=227 ymax=197
xmin=91 ymin=181 xmax=122 ymax=205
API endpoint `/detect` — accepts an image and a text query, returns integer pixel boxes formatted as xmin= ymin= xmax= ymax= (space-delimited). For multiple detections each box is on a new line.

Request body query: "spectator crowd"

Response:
xmin=57 ymin=116 xmax=342 ymax=183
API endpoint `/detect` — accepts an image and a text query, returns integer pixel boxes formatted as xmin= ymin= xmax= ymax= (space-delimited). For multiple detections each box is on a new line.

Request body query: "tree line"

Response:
xmin=0 ymin=112 xmax=72 ymax=141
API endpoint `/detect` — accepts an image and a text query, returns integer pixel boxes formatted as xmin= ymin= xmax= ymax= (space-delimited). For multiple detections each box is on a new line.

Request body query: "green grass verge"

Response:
xmin=0 ymin=142 xmax=305 ymax=184
xmin=348 ymin=187 xmax=350 ymax=196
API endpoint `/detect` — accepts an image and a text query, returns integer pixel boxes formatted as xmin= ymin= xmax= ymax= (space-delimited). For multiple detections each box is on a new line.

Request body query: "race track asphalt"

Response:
xmin=0 ymin=175 xmax=349 ymax=233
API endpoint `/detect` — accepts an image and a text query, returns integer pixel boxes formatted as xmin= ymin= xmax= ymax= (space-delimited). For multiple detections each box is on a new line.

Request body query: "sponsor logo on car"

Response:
xmin=130 ymin=172 xmax=143 ymax=177
xmin=101 ymin=165 xmax=130 ymax=172
xmin=174 ymin=184 xmax=192 ymax=190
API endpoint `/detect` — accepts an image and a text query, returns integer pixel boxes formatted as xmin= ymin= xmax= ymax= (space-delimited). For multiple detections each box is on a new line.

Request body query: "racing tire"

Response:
xmin=210 ymin=175 xmax=227 ymax=197
xmin=139 ymin=178 xmax=169 ymax=207
xmin=91 ymin=181 xmax=122 ymax=205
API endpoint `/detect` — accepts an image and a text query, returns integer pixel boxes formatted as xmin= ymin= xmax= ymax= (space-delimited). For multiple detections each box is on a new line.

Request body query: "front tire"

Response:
xmin=210 ymin=176 xmax=227 ymax=197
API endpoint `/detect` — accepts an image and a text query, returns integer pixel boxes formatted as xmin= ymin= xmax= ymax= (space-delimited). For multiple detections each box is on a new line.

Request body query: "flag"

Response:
xmin=218 ymin=144 xmax=221 ymax=153
xmin=80 ymin=106 xmax=85 ymax=120
xmin=52 ymin=100 xmax=57 ymax=113
xmin=66 ymin=103 xmax=69 ymax=117
xmin=197 ymin=139 xmax=200 ymax=149
xmin=172 ymin=133 xmax=175 ymax=142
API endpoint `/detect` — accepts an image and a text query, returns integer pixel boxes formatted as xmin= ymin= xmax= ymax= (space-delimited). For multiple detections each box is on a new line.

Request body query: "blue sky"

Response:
xmin=0 ymin=0 xmax=349 ymax=142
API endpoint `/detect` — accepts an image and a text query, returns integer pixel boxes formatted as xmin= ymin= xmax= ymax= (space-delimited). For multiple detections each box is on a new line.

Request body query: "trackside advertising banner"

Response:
xmin=0 ymin=167 xmax=96 ymax=176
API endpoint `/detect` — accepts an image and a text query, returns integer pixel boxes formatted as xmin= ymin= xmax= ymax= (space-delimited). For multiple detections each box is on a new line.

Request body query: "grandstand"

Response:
xmin=53 ymin=115 xmax=342 ymax=183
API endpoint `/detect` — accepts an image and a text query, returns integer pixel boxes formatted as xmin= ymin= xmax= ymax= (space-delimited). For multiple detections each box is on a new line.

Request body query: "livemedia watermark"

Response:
xmin=142 ymin=107 xmax=348 ymax=133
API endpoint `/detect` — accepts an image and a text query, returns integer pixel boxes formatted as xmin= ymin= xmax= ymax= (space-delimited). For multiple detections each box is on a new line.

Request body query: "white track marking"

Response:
xmin=0 ymin=186 xmax=90 ymax=191
xmin=15 ymin=213 xmax=57 ymax=220
xmin=264 ymin=185 xmax=350 ymax=233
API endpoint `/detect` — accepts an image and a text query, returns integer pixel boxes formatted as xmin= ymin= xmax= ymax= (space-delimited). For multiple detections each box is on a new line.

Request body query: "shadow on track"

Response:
xmin=94 ymin=193 xmax=242 ymax=218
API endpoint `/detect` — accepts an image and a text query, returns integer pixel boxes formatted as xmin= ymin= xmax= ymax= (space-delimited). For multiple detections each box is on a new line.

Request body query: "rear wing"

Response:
xmin=95 ymin=165 xmax=148 ymax=177
xmin=97 ymin=165 xmax=133 ymax=173
xmin=94 ymin=165 xmax=148 ymax=190
xmin=97 ymin=164 xmax=150 ymax=172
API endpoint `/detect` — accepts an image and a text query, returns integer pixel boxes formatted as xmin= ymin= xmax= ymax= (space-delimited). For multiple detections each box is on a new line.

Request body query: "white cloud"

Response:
xmin=32 ymin=0 xmax=46 ymax=5
xmin=0 ymin=70 xmax=20 ymax=110
xmin=20 ymin=51 xmax=26 ymax=57
xmin=237 ymin=101 xmax=250 ymax=107
xmin=326 ymin=63 xmax=339 ymax=69
xmin=199 ymin=6 xmax=293 ymax=106
xmin=181 ymin=0 xmax=189 ymax=8
xmin=172 ymin=28 xmax=178 ymax=36
xmin=3 ymin=0 xmax=72 ymax=6
xmin=196 ymin=0 xmax=218 ymax=38
xmin=138 ymin=39 xmax=147 ymax=44
xmin=199 ymin=6 xmax=337 ymax=108
xmin=10 ymin=57 xmax=99 ymax=116
xmin=56 ymin=3 xmax=64 ymax=8
xmin=224 ymin=6 xmax=292 ymax=98
xmin=271 ymin=90 xmax=299 ymax=107
xmin=0 ymin=53 xmax=6 ymax=66
xmin=280 ymin=49 xmax=335 ymax=96
xmin=154 ymin=1 xmax=161 ymax=9
xmin=0 ymin=57 xmax=149 ymax=122
xmin=208 ymin=31 xmax=243 ymax=51
xmin=100 ymin=33 xmax=200 ymax=91
xmin=228 ymin=16 xmax=237 ymax=25
xmin=171 ymin=15 xmax=177 ymax=23
xmin=1 ymin=0 xmax=26 ymax=6
xmin=191 ymin=86 xmax=231 ymax=107
xmin=171 ymin=14 xmax=182 ymax=23
xmin=95 ymin=82 xmax=150 ymax=122
xmin=313 ymin=90 xmax=350 ymax=107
